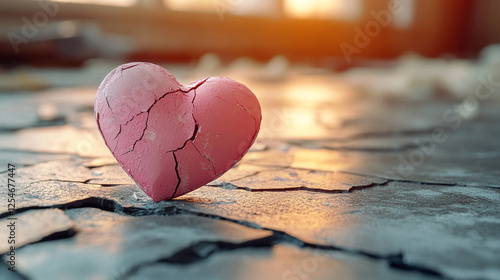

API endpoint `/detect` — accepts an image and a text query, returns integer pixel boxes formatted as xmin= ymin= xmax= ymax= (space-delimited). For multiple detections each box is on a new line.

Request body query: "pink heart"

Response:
xmin=94 ymin=62 xmax=261 ymax=201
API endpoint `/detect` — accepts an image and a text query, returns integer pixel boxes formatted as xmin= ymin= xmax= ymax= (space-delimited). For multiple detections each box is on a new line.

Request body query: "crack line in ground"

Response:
xmin=2 ymin=226 xmax=77 ymax=254
xmin=243 ymin=161 xmax=293 ymax=169
xmin=225 ymin=170 xmax=263 ymax=182
xmin=121 ymin=228 xmax=447 ymax=280
xmin=25 ymin=179 xmax=97 ymax=188
xmin=242 ymin=163 xmax=500 ymax=190
xmin=0 ymin=196 xmax=451 ymax=279
xmin=211 ymin=181 xmax=389 ymax=194
xmin=335 ymin=170 xmax=462 ymax=188
xmin=205 ymin=169 xmax=264 ymax=188
xmin=25 ymin=178 xmax=132 ymax=188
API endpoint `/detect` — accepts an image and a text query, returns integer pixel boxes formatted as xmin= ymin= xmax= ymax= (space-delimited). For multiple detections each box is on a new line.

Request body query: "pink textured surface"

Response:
xmin=94 ymin=62 xmax=261 ymax=201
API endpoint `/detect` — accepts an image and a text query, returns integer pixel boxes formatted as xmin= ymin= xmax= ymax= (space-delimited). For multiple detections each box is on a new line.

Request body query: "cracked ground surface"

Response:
xmin=0 ymin=66 xmax=499 ymax=280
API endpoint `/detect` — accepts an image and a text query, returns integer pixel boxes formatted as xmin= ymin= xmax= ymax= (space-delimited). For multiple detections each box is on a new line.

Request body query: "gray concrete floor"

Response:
xmin=0 ymin=64 xmax=499 ymax=280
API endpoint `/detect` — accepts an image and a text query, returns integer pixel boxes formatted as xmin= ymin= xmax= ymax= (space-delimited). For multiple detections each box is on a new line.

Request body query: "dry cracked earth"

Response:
xmin=0 ymin=68 xmax=499 ymax=280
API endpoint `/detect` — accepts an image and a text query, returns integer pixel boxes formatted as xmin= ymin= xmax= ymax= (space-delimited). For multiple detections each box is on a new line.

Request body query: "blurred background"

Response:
xmin=1 ymin=0 xmax=499 ymax=65
xmin=1 ymin=0 xmax=500 ymax=141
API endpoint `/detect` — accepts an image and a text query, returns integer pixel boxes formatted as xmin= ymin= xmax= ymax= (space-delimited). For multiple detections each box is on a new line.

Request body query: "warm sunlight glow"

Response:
xmin=284 ymin=0 xmax=362 ymax=21
xmin=284 ymin=0 xmax=317 ymax=19
xmin=164 ymin=0 xmax=214 ymax=13
xmin=50 ymin=0 xmax=136 ymax=7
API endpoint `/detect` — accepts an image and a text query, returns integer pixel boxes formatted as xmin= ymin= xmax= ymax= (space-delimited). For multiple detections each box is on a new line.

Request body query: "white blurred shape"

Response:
xmin=284 ymin=0 xmax=362 ymax=21
xmin=392 ymin=0 xmax=415 ymax=29
xmin=57 ymin=21 xmax=78 ymax=38
xmin=197 ymin=53 xmax=223 ymax=74
xmin=38 ymin=103 xmax=58 ymax=121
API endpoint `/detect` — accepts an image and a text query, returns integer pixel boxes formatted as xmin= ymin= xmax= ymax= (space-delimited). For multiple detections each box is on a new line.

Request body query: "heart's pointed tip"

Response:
xmin=151 ymin=196 xmax=169 ymax=203
xmin=147 ymin=188 xmax=175 ymax=202
xmin=149 ymin=188 xmax=190 ymax=202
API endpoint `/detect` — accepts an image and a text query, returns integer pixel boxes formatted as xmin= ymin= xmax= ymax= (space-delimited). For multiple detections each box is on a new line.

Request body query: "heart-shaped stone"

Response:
xmin=94 ymin=62 xmax=261 ymax=201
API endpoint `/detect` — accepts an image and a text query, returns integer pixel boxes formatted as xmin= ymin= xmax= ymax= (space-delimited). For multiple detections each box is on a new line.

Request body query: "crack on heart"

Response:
xmin=190 ymin=89 xmax=217 ymax=176
xmin=236 ymin=102 xmax=257 ymax=124
xmin=213 ymin=89 xmax=260 ymax=144
xmin=236 ymin=101 xmax=260 ymax=155
xmin=122 ymin=112 xmax=150 ymax=155
xmin=185 ymin=77 xmax=210 ymax=90
xmin=169 ymin=88 xmax=209 ymax=198
xmin=171 ymin=152 xmax=182 ymax=199
xmin=192 ymin=142 xmax=217 ymax=176
xmin=115 ymin=89 xmax=176 ymax=148
xmin=237 ymin=101 xmax=259 ymax=135
xmin=105 ymin=95 xmax=112 ymax=110
xmin=165 ymin=124 xmax=200 ymax=199
xmin=113 ymin=125 xmax=121 ymax=141
xmin=120 ymin=90 xmax=184 ymax=155
xmin=113 ymin=111 xmax=149 ymax=140
xmin=121 ymin=63 xmax=140 ymax=71
xmin=119 ymin=78 xmax=210 ymax=156
xmin=165 ymin=88 xmax=200 ymax=155
xmin=112 ymin=112 xmax=149 ymax=153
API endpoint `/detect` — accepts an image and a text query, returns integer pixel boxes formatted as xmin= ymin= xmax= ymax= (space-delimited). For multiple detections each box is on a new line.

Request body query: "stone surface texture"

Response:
xmin=0 ymin=63 xmax=499 ymax=280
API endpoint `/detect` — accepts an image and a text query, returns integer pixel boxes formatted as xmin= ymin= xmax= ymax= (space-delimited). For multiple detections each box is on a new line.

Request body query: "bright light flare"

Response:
xmin=284 ymin=0 xmax=361 ymax=21
xmin=50 ymin=0 xmax=136 ymax=7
